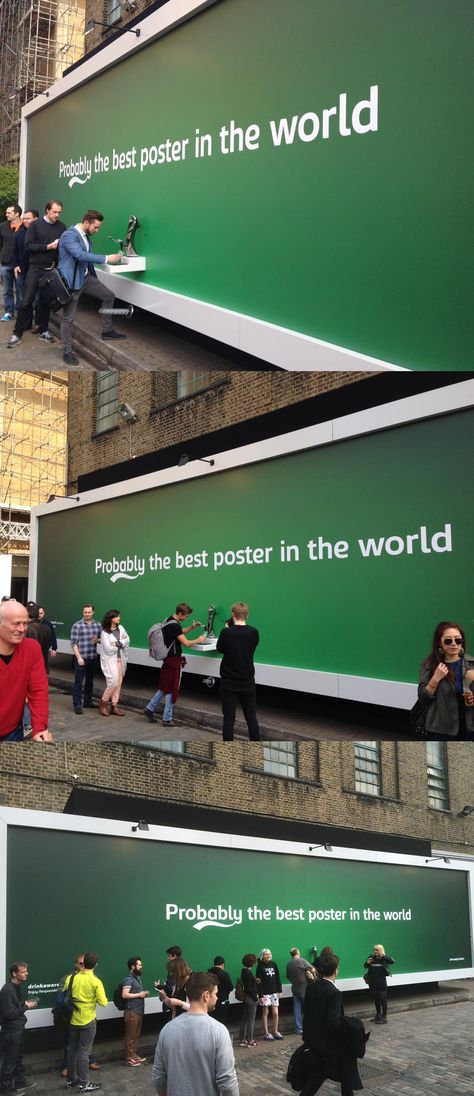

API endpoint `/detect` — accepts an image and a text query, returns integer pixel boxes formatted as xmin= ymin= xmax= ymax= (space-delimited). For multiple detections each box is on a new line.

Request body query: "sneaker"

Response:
xmin=7 ymin=334 xmax=21 ymax=347
xmin=162 ymin=720 xmax=175 ymax=727
xmin=102 ymin=330 xmax=127 ymax=340
xmin=38 ymin=330 xmax=55 ymax=342
xmin=124 ymin=1060 xmax=142 ymax=1067
xmin=247 ymin=1040 xmax=260 ymax=1047
xmin=1 ymin=312 xmax=13 ymax=321
xmin=274 ymin=1032 xmax=284 ymax=1039
xmin=63 ymin=351 xmax=79 ymax=365
xmin=74 ymin=707 xmax=83 ymax=715
xmin=239 ymin=1041 xmax=248 ymax=1047
xmin=264 ymin=1033 xmax=274 ymax=1040
xmin=143 ymin=707 xmax=155 ymax=721
xmin=131 ymin=1056 xmax=147 ymax=1063
xmin=78 ymin=1086 xmax=102 ymax=1093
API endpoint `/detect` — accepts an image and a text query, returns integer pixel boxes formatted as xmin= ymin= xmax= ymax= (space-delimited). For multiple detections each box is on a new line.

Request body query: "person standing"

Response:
xmin=286 ymin=947 xmax=316 ymax=1035
xmin=12 ymin=210 xmax=39 ymax=318
xmin=207 ymin=957 xmax=233 ymax=1026
xmin=64 ymin=952 xmax=107 ymax=1094
xmin=25 ymin=603 xmax=52 ymax=672
xmin=70 ymin=604 xmax=101 ymax=715
xmin=0 ymin=203 xmax=23 ymax=321
xmin=121 ymin=957 xmax=149 ymax=1068
xmin=98 ymin=609 xmax=129 ymax=717
xmin=144 ymin=604 xmax=206 ymax=726
xmin=0 ymin=599 xmax=52 ymax=741
xmin=256 ymin=949 xmax=283 ymax=1041
xmin=7 ymin=200 xmax=66 ymax=348
xmin=216 ymin=603 xmax=260 ymax=741
xmin=0 ymin=961 xmax=38 ymax=1093
xmin=152 ymin=971 xmax=239 ymax=1096
xmin=58 ymin=956 xmax=101 ymax=1079
xmin=37 ymin=606 xmax=57 ymax=669
xmin=417 ymin=621 xmax=474 ymax=736
xmin=58 ymin=210 xmax=124 ymax=365
xmin=238 ymin=954 xmax=259 ymax=1048
xmin=363 ymin=945 xmax=395 ymax=1024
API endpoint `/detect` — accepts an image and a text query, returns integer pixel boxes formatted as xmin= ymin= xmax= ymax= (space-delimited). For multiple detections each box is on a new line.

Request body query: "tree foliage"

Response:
xmin=0 ymin=163 xmax=20 ymax=215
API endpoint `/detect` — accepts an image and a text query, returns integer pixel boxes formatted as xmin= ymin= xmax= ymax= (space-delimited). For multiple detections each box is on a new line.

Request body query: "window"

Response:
xmin=354 ymin=741 xmax=380 ymax=796
xmin=177 ymin=371 xmax=213 ymax=399
xmin=262 ymin=742 xmax=296 ymax=778
xmin=95 ymin=371 xmax=119 ymax=434
xmin=107 ymin=0 xmax=122 ymax=25
xmin=426 ymin=742 xmax=448 ymax=810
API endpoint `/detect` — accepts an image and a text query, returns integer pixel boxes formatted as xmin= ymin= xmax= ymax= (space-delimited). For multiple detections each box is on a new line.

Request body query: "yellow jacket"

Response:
xmin=65 ymin=968 xmax=108 ymax=1026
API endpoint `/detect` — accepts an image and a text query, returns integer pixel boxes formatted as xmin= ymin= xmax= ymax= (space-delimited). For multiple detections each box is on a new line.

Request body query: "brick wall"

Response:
xmin=67 ymin=370 xmax=368 ymax=488
xmin=1 ymin=742 xmax=472 ymax=855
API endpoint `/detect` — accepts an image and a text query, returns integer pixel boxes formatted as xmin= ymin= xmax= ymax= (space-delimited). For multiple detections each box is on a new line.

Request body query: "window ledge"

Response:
xmin=343 ymin=788 xmax=401 ymax=805
xmin=134 ymin=744 xmax=216 ymax=765
xmin=243 ymin=766 xmax=321 ymax=788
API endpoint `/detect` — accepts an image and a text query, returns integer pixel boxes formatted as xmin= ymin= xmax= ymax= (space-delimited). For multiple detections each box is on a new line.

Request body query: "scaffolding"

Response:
xmin=0 ymin=371 xmax=68 ymax=557
xmin=0 ymin=0 xmax=86 ymax=164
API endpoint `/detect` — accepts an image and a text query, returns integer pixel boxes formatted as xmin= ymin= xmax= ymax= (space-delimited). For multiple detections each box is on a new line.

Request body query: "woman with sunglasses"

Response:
xmin=417 ymin=622 xmax=474 ymax=737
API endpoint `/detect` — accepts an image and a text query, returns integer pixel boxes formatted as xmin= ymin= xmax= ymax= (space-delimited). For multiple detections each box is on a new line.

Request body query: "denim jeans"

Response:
xmin=293 ymin=990 xmax=304 ymax=1033
xmin=1 ymin=724 xmax=23 ymax=741
xmin=147 ymin=688 xmax=173 ymax=722
xmin=1 ymin=265 xmax=15 ymax=315
xmin=67 ymin=1020 xmax=96 ymax=1087
xmin=72 ymin=657 xmax=96 ymax=708
xmin=0 ymin=1024 xmax=25 ymax=1087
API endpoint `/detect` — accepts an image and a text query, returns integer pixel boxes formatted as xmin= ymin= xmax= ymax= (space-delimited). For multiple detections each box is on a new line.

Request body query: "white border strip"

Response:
xmin=19 ymin=0 xmax=409 ymax=371
xmin=0 ymin=807 xmax=472 ymax=1026
xmin=29 ymin=381 xmax=474 ymax=708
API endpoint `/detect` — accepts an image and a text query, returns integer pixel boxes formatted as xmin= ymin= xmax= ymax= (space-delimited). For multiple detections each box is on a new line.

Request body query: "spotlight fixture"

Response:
xmin=46 ymin=494 xmax=79 ymax=503
xmin=177 ymin=453 xmax=215 ymax=468
xmin=425 ymin=856 xmax=451 ymax=864
xmin=457 ymin=805 xmax=474 ymax=818
xmin=118 ymin=402 xmax=138 ymax=423
xmin=308 ymin=843 xmax=333 ymax=853
xmin=131 ymin=820 xmax=149 ymax=832
xmin=84 ymin=18 xmax=141 ymax=37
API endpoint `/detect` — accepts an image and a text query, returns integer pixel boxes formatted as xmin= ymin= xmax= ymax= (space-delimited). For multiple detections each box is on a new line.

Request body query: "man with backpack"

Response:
xmin=58 ymin=956 xmax=101 ymax=1080
xmin=117 ymin=957 xmax=149 ymax=1068
xmin=144 ymin=604 xmax=206 ymax=726
xmin=0 ymin=961 xmax=37 ymax=1094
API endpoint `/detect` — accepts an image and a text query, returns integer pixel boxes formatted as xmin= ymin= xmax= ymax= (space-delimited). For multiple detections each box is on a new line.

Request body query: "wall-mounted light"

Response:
xmin=308 ymin=843 xmax=333 ymax=853
xmin=46 ymin=494 xmax=79 ymax=503
xmin=84 ymin=19 xmax=141 ymax=37
xmin=457 ymin=805 xmax=474 ymax=818
xmin=131 ymin=820 xmax=149 ymax=833
xmin=178 ymin=453 xmax=215 ymax=468
xmin=425 ymin=856 xmax=451 ymax=864
xmin=118 ymin=402 xmax=138 ymax=423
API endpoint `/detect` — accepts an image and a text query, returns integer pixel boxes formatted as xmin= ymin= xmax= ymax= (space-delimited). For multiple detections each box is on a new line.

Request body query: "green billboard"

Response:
xmin=21 ymin=0 xmax=473 ymax=371
xmin=3 ymin=814 xmax=473 ymax=1021
xmin=32 ymin=401 xmax=474 ymax=706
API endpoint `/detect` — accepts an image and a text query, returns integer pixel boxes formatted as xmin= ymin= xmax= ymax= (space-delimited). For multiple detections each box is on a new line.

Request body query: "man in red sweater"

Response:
xmin=0 ymin=600 xmax=53 ymax=741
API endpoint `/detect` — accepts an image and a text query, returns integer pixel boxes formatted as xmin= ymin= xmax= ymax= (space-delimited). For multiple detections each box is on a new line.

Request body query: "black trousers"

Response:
xmin=221 ymin=683 xmax=260 ymax=741
xmin=13 ymin=266 xmax=51 ymax=335
xmin=0 ymin=1025 xmax=25 ymax=1088
xmin=372 ymin=989 xmax=387 ymax=1017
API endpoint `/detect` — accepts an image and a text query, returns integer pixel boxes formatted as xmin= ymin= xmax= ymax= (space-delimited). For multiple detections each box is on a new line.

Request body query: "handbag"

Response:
xmin=38 ymin=266 xmax=73 ymax=312
xmin=409 ymin=698 xmax=429 ymax=737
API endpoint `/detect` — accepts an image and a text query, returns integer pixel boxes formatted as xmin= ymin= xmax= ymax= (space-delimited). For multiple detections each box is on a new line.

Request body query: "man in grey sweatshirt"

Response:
xmin=152 ymin=971 xmax=239 ymax=1096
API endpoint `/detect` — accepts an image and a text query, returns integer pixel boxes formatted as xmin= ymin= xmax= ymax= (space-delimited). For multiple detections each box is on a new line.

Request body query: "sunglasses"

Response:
xmin=442 ymin=637 xmax=463 ymax=645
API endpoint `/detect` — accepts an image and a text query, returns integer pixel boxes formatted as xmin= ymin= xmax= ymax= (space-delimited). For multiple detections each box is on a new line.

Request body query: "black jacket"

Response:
xmin=0 ymin=981 xmax=27 ymax=1030
xmin=0 ymin=221 xmax=18 ymax=265
xmin=207 ymin=966 xmax=234 ymax=1004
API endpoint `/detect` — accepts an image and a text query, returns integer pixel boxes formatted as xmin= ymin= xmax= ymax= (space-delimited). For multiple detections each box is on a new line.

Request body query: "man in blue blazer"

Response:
xmin=58 ymin=209 xmax=125 ymax=364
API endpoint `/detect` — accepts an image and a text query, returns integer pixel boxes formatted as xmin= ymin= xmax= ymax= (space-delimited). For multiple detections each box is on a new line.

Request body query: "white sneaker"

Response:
xmin=38 ymin=330 xmax=55 ymax=342
xmin=7 ymin=334 xmax=21 ymax=347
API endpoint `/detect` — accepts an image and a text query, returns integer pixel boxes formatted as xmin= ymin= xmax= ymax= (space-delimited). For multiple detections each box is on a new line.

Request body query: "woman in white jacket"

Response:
xmin=99 ymin=609 xmax=130 ymax=716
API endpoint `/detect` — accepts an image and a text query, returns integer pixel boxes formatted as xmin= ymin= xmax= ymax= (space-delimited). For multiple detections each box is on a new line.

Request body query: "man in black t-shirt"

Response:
xmin=144 ymin=603 xmax=206 ymax=726
xmin=217 ymin=602 xmax=260 ymax=741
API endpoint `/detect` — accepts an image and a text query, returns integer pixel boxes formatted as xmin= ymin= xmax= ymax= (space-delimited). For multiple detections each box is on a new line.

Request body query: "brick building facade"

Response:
xmin=1 ymin=741 xmax=473 ymax=857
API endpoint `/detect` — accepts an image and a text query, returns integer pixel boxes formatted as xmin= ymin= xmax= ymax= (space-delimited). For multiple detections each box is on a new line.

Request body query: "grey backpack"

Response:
xmin=148 ymin=620 xmax=174 ymax=661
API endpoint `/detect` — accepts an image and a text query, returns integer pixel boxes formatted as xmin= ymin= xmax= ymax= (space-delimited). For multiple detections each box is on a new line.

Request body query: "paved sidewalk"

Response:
xmin=17 ymin=987 xmax=474 ymax=1096
xmin=47 ymin=657 xmax=412 ymax=741
xmin=0 ymin=298 xmax=277 ymax=372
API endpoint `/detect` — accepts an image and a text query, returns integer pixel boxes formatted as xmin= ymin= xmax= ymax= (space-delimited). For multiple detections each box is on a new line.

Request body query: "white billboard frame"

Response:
xmin=0 ymin=805 xmax=473 ymax=1028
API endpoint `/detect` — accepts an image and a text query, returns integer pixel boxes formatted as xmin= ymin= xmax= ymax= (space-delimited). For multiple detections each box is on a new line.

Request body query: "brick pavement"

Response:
xmin=15 ymin=999 xmax=474 ymax=1096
